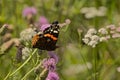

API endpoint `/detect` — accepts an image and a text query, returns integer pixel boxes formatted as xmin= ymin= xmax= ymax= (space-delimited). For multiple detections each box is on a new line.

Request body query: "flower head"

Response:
xmin=42 ymin=58 xmax=57 ymax=71
xmin=39 ymin=16 xmax=49 ymax=26
xmin=99 ymin=37 xmax=107 ymax=42
xmin=80 ymin=6 xmax=107 ymax=19
xmin=22 ymin=47 xmax=32 ymax=60
xmin=46 ymin=71 xmax=59 ymax=80
xmin=20 ymin=28 xmax=37 ymax=41
xmin=22 ymin=7 xmax=37 ymax=17
xmin=87 ymin=28 xmax=97 ymax=34
xmin=98 ymin=28 xmax=108 ymax=34
xmin=48 ymin=51 xmax=59 ymax=63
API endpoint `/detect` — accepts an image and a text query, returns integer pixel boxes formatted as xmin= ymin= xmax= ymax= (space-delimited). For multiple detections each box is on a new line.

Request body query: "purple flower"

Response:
xmin=42 ymin=58 xmax=56 ymax=71
xmin=40 ymin=24 xmax=50 ymax=31
xmin=22 ymin=7 xmax=37 ymax=17
xmin=36 ymin=16 xmax=49 ymax=31
xmin=39 ymin=16 xmax=49 ymax=25
xmin=48 ymin=51 xmax=59 ymax=63
xmin=46 ymin=71 xmax=59 ymax=80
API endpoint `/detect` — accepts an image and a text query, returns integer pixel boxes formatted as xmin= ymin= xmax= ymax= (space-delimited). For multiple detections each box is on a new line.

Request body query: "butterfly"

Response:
xmin=32 ymin=21 xmax=60 ymax=51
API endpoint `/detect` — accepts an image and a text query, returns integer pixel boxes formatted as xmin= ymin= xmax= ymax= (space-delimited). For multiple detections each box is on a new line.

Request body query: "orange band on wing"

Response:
xmin=44 ymin=34 xmax=57 ymax=40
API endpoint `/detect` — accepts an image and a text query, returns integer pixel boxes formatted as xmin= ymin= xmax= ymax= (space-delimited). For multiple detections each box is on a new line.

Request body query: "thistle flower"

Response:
xmin=20 ymin=28 xmax=37 ymax=41
xmin=42 ymin=58 xmax=57 ymax=71
xmin=22 ymin=7 xmax=37 ymax=17
xmin=46 ymin=71 xmax=59 ymax=80
xmin=39 ymin=16 xmax=49 ymax=26
xmin=48 ymin=51 xmax=59 ymax=63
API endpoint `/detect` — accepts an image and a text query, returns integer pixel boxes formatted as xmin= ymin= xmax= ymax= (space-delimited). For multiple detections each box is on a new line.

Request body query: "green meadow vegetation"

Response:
xmin=0 ymin=0 xmax=120 ymax=80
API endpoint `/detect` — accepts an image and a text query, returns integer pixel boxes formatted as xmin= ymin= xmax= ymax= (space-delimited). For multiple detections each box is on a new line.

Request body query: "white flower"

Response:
xmin=85 ymin=33 xmax=92 ymax=38
xmin=98 ymin=28 xmax=108 ymax=34
xmin=99 ymin=37 xmax=107 ymax=42
xmin=112 ymin=33 xmax=120 ymax=38
xmin=85 ymin=7 xmax=97 ymax=19
xmin=106 ymin=35 xmax=111 ymax=39
xmin=96 ymin=6 xmax=107 ymax=16
xmin=87 ymin=28 xmax=97 ymax=34
xmin=85 ymin=13 xmax=96 ymax=19
xmin=80 ymin=7 xmax=89 ymax=14
xmin=20 ymin=28 xmax=37 ymax=41
xmin=82 ymin=38 xmax=89 ymax=44
xmin=22 ymin=47 xmax=32 ymax=60
xmin=106 ymin=25 xmax=116 ymax=30
xmin=117 ymin=67 xmax=120 ymax=72
xmin=88 ymin=40 xmax=98 ymax=48
xmin=91 ymin=35 xmax=99 ymax=41
xmin=81 ymin=6 xmax=107 ymax=19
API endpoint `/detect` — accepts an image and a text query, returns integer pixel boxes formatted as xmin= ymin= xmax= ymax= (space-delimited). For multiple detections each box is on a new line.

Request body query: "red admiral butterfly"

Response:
xmin=32 ymin=21 xmax=59 ymax=51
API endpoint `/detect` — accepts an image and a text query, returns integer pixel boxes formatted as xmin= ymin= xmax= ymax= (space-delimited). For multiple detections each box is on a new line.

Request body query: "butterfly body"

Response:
xmin=32 ymin=21 xmax=59 ymax=51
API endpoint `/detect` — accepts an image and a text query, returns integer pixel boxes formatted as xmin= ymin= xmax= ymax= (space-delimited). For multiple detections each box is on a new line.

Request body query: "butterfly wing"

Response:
xmin=32 ymin=21 xmax=60 ymax=51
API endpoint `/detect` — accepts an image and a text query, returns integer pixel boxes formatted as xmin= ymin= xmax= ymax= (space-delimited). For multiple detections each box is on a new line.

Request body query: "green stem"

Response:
xmin=3 ymin=71 xmax=11 ymax=80
xmin=93 ymin=47 xmax=98 ymax=80
xmin=21 ymin=68 xmax=35 ymax=80
xmin=21 ymin=54 xmax=41 ymax=80
xmin=9 ymin=49 xmax=37 ymax=77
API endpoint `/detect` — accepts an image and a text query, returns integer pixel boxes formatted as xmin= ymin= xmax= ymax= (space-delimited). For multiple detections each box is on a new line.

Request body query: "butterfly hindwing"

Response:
xmin=32 ymin=21 xmax=59 ymax=51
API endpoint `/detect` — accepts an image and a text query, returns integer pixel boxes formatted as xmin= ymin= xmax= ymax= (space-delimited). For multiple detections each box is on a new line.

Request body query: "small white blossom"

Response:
xmin=85 ymin=33 xmax=92 ymax=38
xmin=82 ymin=38 xmax=89 ymax=44
xmin=80 ymin=7 xmax=89 ymax=14
xmin=80 ymin=6 xmax=107 ymax=19
xmin=91 ymin=35 xmax=100 ymax=41
xmin=106 ymin=35 xmax=111 ymax=39
xmin=96 ymin=6 xmax=107 ymax=16
xmin=98 ymin=28 xmax=108 ymax=34
xmin=20 ymin=28 xmax=37 ymax=41
xmin=99 ymin=37 xmax=107 ymax=42
xmin=88 ymin=40 xmax=98 ymax=48
xmin=106 ymin=25 xmax=116 ymax=30
xmin=116 ymin=27 xmax=120 ymax=32
xmin=85 ymin=13 xmax=96 ymax=19
xmin=87 ymin=28 xmax=97 ymax=34
xmin=117 ymin=67 xmax=120 ymax=72
xmin=22 ymin=47 xmax=32 ymax=60
xmin=112 ymin=33 xmax=120 ymax=38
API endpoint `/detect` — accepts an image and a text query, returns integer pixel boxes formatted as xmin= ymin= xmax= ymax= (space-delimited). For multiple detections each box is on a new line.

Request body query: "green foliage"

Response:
xmin=1 ymin=0 xmax=120 ymax=80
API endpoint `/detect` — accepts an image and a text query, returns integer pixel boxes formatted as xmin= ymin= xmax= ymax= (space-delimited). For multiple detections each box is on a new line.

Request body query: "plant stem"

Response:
xmin=21 ymin=67 xmax=35 ymax=80
xmin=9 ymin=49 xmax=37 ymax=77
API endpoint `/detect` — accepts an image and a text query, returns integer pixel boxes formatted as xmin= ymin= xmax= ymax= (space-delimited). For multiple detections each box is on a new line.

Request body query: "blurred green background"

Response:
xmin=1 ymin=0 xmax=120 ymax=80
